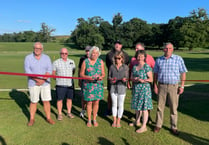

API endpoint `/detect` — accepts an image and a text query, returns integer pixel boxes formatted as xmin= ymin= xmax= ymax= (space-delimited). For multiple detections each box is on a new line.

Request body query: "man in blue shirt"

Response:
xmin=153 ymin=42 xmax=187 ymax=135
xmin=24 ymin=42 xmax=55 ymax=126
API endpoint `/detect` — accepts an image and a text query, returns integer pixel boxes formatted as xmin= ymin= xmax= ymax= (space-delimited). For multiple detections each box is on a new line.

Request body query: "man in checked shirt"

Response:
xmin=53 ymin=48 xmax=76 ymax=121
xmin=153 ymin=42 xmax=187 ymax=135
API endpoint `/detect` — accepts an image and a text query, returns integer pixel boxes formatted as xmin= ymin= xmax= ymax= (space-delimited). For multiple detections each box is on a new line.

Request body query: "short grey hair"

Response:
xmin=60 ymin=48 xmax=68 ymax=53
xmin=33 ymin=42 xmax=43 ymax=48
xmin=89 ymin=46 xmax=101 ymax=58
xmin=135 ymin=42 xmax=145 ymax=49
xmin=164 ymin=42 xmax=174 ymax=49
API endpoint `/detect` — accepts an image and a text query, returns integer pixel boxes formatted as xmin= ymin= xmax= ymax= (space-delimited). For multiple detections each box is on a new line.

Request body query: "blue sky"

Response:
xmin=0 ymin=0 xmax=209 ymax=35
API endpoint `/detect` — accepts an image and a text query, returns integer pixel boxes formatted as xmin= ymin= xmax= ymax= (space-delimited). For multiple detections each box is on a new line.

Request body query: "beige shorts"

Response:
xmin=29 ymin=85 xmax=51 ymax=103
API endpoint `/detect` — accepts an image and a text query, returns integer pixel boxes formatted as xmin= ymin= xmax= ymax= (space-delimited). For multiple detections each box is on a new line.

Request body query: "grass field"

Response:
xmin=0 ymin=42 xmax=209 ymax=145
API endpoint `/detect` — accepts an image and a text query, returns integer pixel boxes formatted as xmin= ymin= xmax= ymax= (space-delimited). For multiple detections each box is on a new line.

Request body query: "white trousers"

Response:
xmin=111 ymin=93 xmax=126 ymax=118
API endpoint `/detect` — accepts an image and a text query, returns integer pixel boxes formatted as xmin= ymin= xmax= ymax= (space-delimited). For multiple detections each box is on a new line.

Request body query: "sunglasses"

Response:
xmin=60 ymin=53 xmax=68 ymax=55
xmin=115 ymin=57 xmax=121 ymax=60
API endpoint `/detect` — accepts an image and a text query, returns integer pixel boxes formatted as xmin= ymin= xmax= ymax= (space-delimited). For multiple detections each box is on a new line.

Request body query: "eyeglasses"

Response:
xmin=34 ymin=48 xmax=42 ymax=50
xmin=60 ymin=53 xmax=68 ymax=55
xmin=115 ymin=57 xmax=121 ymax=60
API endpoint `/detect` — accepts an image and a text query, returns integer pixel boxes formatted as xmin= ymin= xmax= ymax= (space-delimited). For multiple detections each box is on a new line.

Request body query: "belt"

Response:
xmin=158 ymin=82 xmax=177 ymax=85
xmin=56 ymin=85 xmax=73 ymax=88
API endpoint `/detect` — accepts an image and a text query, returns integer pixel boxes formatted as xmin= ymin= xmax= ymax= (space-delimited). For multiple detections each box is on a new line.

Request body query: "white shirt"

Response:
xmin=53 ymin=58 xmax=76 ymax=86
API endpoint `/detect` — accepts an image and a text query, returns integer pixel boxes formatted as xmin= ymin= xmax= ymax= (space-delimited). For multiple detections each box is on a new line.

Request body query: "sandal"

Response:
xmin=57 ymin=114 xmax=63 ymax=121
xmin=112 ymin=123 xmax=117 ymax=128
xmin=67 ymin=113 xmax=74 ymax=119
xmin=129 ymin=121 xmax=141 ymax=127
xmin=87 ymin=120 xmax=92 ymax=127
xmin=116 ymin=124 xmax=121 ymax=128
xmin=136 ymin=127 xmax=147 ymax=133
xmin=93 ymin=120 xmax=98 ymax=127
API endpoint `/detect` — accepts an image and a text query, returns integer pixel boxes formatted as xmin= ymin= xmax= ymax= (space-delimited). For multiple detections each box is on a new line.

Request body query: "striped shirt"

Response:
xmin=154 ymin=54 xmax=187 ymax=84
xmin=53 ymin=58 xmax=76 ymax=87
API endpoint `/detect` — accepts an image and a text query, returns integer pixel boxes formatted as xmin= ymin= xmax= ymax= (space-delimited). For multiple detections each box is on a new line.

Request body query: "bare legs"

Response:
xmin=86 ymin=100 xmax=99 ymax=127
xmin=28 ymin=101 xmax=54 ymax=126
xmin=136 ymin=110 xmax=148 ymax=133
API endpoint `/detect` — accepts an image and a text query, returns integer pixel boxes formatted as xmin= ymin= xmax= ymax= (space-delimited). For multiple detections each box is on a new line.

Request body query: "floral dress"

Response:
xmin=131 ymin=63 xmax=153 ymax=111
xmin=82 ymin=58 xmax=104 ymax=101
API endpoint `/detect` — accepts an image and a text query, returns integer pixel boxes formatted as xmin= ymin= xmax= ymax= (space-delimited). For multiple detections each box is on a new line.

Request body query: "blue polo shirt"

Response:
xmin=24 ymin=53 xmax=52 ymax=87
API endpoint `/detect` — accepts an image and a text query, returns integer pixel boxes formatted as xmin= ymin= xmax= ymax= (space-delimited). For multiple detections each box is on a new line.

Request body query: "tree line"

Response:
xmin=70 ymin=8 xmax=209 ymax=50
xmin=0 ymin=23 xmax=55 ymax=43
xmin=1 ymin=8 xmax=209 ymax=50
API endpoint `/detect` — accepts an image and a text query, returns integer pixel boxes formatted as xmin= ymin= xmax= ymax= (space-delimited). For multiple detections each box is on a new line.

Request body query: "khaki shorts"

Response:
xmin=29 ymin=85 xmax=51 ymax=103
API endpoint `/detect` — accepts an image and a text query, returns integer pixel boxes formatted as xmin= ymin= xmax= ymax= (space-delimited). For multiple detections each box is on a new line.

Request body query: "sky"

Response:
xmin=0 ymin=0 xmax=209 ymax=36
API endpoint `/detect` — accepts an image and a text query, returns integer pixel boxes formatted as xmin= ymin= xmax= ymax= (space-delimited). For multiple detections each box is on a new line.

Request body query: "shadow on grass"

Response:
xmin=162 ymin=126 xmax=209 ymax=145
xmin=151 ymin=84 xmax=209 ymax=122
xmin=97 ymin=137 xmax=114 ymax=145
xmin=9 ymin=89 xmax=54 ymax=122
xmin=121 ymin=137 xmax=130 ymax=145
xmin=50 ymin=89 xmax=85 ymax=123
xmin=179 ymin=131 xmax=209 ymax=145
xmin=61 ymin=143 xmax=70 ymax=145
xmin=178 ymin=89 xmax=209 ymax=122
xmin=9 ymin=89 xmax=30 ymax=121
xmin=184 ymin=57 xmax=209 ymax=72
xmin=0 ymin=135 xmax=7 ymax=145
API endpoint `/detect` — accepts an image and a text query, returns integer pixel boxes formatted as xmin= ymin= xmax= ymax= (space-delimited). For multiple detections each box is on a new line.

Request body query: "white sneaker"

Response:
xmin=80 ymin=110 xmax=85 ymax=118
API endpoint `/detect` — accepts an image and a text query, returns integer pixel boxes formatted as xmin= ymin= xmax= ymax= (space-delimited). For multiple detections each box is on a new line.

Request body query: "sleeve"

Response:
xmin=150 ymin=56 xmax=155 ymax=70
xmin=145 ymin=64 xmax=152 ymax=73
xmin=72 ymin=60 xmax=76 ymax=70
xmin=24 ymin=56 xmax=32 ymax=74
xmin=153 ymin=59 xmax=159 ymax=73
xmin=46 ymin=56 xmax=52 ymax=74
xmin=179 ymin=57 xmax=188 ymax=73
xmin=52 ymin=61 xmax=57 ymax=71
xmin=131 ymin=65 xmax=136 ymax=76
xmin=125 ymin=65 xmax=129 ymax=78
xmin=108 ymin=66 xmax=112 ymax=79
xmin=124 ymin=52 xmax=130 ymax=65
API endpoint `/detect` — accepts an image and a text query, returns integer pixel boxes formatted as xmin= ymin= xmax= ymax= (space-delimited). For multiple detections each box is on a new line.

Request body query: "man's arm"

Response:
xmin=153 ymin=73 xmax=158 ymax=95
xmin=178 ymin=72 xmax=186 ymax=95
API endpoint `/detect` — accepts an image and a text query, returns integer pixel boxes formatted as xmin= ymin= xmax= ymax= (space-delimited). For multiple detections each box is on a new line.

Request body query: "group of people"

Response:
xmin=24 ymin=41 xmax=187 ymax=135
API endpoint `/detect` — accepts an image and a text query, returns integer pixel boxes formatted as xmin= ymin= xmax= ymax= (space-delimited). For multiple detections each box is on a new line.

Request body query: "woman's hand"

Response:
xmin=110 ymin=77 xmax=117 ymax=84
xmin=138 ymin=79 xmax=145 ymax=83
xmin=133 ymin=77 xmax=139 ymax=82
xmin=122 ymin=77 xmax=127 ymax=82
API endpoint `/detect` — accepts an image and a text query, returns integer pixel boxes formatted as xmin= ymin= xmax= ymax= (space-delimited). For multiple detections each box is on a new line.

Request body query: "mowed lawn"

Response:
xmin=0 ymin=42 xmax=209 ymax=145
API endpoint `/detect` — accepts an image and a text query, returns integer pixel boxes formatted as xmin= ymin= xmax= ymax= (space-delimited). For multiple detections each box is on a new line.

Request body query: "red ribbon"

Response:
xmin=0 ymin=71 xmax=88 ymax=80
xmin=0 ymin=71 xmax=209 ymax=82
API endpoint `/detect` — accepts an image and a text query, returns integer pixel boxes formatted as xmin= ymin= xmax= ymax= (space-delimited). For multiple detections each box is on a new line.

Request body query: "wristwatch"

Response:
xmin=180 ymin=86 xmax=184 ymax=89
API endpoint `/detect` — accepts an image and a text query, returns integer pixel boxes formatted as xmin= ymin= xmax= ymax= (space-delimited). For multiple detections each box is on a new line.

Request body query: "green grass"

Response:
xmin=0 ymin=42 xmax=209 ymax=145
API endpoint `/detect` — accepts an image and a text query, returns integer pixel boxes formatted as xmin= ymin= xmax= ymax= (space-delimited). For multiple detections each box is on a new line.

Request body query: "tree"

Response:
xmin=39 ymin=22 xmax=56 ymax=42
xmin=180 ymin=8 xmax=209 ymax=50
xmin=71 ymin=17 xmax=104 ymax=49
xmin=99 ymin=21 xmax=114 ymax=49
xmin=112 ymin=13 xmax=123 ymax=40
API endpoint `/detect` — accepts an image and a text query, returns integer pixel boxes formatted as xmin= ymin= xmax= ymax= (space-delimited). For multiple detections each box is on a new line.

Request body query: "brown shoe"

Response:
xmin=154 ymin=127 xmax=161 ymax=133
xmin=27 ymin=119 xmax=35 ymax=126
xmin=47 ymin=119 xmax=55 ymax=125
xmin=170 ymin=129 xmax=180 ymax=136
